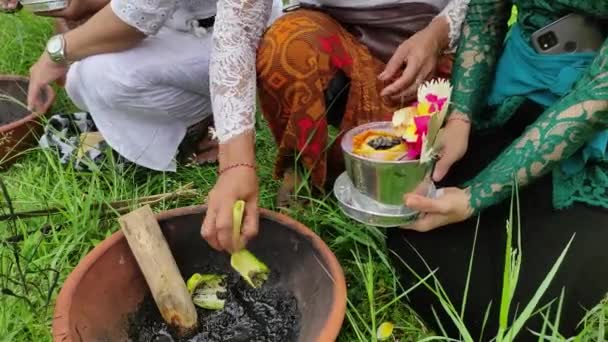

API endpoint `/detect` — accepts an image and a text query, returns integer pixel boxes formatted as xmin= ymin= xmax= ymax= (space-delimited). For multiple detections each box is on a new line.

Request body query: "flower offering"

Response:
xmin=351 ymin=78 xmax=452 ymax=162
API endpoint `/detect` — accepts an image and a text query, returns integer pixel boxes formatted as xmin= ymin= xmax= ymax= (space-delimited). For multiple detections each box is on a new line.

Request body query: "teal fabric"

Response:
xmin=488 ymin=24 xmax=608 ymax=175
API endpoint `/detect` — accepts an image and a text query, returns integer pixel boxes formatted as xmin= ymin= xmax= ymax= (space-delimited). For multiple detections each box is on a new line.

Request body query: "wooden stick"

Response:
xmin=119 ymin=205 xmax=198 ymax=336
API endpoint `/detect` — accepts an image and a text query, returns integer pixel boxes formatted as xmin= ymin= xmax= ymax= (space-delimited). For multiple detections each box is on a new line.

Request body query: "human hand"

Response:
xmin=402 ymin=187 xmax=473 ymax=232
xmin=27 ymin=52 xmax=68 ymax=113
xmin=201 ymin=132 xmax=259 ymax=253
xmin=378 ymin=22 xmax=447 ymax=101
xmin=1 ymin=0 xmax=18 ymax=11
xmin=432 ymin=113 xmax=471 ymax=182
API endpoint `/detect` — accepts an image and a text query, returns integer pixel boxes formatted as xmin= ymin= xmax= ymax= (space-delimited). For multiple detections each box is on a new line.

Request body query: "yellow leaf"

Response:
xmin=377 ymin=322 xmax=394 ymax=341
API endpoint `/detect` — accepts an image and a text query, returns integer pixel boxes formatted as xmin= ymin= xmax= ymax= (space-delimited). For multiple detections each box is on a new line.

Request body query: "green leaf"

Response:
xmin=186 ymin=273 xmax=227 ymax=310
xmin=505 ymin=235 xmax=575 ymax=338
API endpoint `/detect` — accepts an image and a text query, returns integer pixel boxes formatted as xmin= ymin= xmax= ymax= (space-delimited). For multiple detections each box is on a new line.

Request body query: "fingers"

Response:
xmin=381 ymin=56 xmax=420 ymax=97
xmin=403 ymin=193 xmax=450 ymax=214
xmin=378 ymin=45 xmax=408 ymax=81
xmin=1 ymin=0 xmax=17 ymax=10
xmin=215 ymin=201 xmax=236 ymax=252
xmin=432 ymin=154 xmax=456 ymax=182
xmin=391 ymin=59 xmax=434 ymax=102
xmin=201 ymin=203 xmax=221 ymax=251
xmin=26 ymin=86 xmax=44 ymax=113
xmin=403 ymin=213 xmax=445 ymax=232
xmin=390 ymin=74 xmax=424 ymax=102
xmin=240 ymin=199 xmax=259 ymax=247
xmin=433 ymin=142 xmax=462 ymax=182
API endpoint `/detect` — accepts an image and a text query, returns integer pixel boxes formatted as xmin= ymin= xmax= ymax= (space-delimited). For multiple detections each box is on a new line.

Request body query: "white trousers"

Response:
xmin=66 ymin=0 xmax=283 ymax=171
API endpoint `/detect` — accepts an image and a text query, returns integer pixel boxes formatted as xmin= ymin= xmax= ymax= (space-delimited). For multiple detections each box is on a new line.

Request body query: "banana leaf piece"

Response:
xmin=230 ymin=200 xmax=270 ymax=288
xmin=186 ymin=273 xmax=227 ymax=310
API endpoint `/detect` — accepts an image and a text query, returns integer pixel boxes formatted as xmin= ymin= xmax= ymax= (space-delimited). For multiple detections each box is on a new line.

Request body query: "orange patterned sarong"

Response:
xmin=257 ymin=9 xmax=452 ymax=190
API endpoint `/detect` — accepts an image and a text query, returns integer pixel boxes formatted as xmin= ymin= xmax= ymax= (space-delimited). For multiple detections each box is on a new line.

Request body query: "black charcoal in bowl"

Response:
xmin=366 ymin=136 xmax=402 ymax=150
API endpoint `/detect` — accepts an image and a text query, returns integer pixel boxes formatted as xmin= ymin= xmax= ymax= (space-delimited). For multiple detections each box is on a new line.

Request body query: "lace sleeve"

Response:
xmin=438 ymin=0 xmax=471 ymax=51
xmin=210 ymin=0 xmax=274 ymax=143
xmin=110 ymin=0 xmax=177 ymax=35
xmin=449 ymin=0 xmax=511 ymax=119
xmin=466 ymin=39 xmax=608 ymax=212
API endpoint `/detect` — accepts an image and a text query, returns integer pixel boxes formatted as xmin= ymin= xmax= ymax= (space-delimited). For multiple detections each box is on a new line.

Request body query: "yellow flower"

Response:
xmin=377 ymin=322 xmax=394 ymax=341
xmin=417 ymin=101 xmax=432 ymax=116
xmin=402 ymin=121 xmax=418 ymax=142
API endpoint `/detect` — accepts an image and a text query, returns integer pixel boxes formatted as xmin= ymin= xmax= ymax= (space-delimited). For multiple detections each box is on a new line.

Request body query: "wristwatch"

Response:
xmin=46 ymin=34 xmax=68 ymax=64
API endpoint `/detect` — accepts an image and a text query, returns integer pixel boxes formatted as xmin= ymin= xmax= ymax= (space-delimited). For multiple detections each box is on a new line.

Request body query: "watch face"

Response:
xmin=47 ymin=36 xmax=63 ymax=54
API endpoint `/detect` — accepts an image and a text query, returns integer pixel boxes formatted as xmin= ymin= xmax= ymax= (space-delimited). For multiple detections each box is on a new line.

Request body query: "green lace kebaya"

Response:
xmin=449 ymin=0 xmax=608 ymax=212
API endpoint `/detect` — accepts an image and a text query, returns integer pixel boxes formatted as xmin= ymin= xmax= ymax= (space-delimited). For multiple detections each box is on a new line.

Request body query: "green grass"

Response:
xmin=1 ymin=11 xmax=607 ymax=342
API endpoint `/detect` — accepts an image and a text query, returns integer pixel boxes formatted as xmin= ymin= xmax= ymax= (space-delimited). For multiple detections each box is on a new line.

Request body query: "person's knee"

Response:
xmin=66 ymin=55 xmax=146 ymax=109
xmin=257 ymin=10 xmax=336 ymax=79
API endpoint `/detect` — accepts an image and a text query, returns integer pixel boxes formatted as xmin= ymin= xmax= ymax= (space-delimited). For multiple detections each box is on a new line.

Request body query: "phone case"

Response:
xmin=530 ymin=14 xmax=604 ymax=55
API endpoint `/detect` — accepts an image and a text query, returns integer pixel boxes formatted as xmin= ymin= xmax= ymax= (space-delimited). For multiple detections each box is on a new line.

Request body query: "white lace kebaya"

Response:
xmin=209 ymin=0 xmax=470 ymax=144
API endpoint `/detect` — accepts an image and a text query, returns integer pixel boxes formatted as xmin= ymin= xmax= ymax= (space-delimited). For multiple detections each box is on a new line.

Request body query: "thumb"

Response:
xmin=379 ymin=47 xmax=406 ymax=81
xmin=403 ymin=193 xmax=449 ymax=214
xmin=432 ymin=153 xmax=457 ymax=182
xmin=403 ymin=213 xmax=444 ymax=232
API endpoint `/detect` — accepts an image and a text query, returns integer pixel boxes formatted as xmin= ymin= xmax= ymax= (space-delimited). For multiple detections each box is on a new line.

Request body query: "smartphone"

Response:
xmin=531 ymin=14 xmax=605 ymax=55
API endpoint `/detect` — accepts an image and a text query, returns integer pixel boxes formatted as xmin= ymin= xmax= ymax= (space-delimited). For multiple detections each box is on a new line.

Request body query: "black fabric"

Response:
xmin=197 ymin=16 xmax=215 ymax=29
xmin=325 ymin=70 xmax=350 ymax=127
xmin=387 ymin=100 xmax=608 ymax=341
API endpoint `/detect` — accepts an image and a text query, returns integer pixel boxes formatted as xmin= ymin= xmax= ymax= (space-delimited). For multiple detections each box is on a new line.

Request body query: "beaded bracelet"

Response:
xmin=447 ymin=115 xmax=472 ymax=124
xmin=218 ymin=163 xmax=256 ymax=175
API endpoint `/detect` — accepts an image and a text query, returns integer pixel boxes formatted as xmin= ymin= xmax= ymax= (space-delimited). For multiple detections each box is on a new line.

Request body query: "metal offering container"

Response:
xmin=341 ymin=121 xmax=434 ymax=206
xmin=334 ymin=172 xmax=438 ymax=227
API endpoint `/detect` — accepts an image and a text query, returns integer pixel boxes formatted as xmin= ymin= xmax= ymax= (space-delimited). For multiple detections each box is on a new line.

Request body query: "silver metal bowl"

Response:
xmin=21 ymin=0 xmax=67 ymax=12
xmin=334 ymin=172 xmax=437 ymax=227
xmin=341 ymin=121 xmax=433 ymax=205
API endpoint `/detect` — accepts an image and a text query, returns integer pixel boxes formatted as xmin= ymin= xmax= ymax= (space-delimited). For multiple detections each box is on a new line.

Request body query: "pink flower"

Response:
xmin=405 ymin=138 xmax=423 ymax=159
xmin=425 ymin=94 xmax=447 ymax=113
xmin=414 ymin=115 xmax=430 ymax=137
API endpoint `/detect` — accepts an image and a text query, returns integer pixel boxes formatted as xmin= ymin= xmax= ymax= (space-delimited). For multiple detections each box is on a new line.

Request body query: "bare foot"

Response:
xmin=195 ymin=132 xmax=219 ymax=165
xmin=276 ymin=168 xmax=308 ymax=208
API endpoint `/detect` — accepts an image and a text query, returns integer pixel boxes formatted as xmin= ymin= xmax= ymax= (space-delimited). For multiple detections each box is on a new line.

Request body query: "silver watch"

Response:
xmin=46 ymin=34 xmax=67 ymax=64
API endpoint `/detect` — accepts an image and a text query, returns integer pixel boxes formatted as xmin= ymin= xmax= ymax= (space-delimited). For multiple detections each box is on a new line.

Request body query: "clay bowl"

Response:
xmin=53 ymin=206 xmax=347 ymax=342
xmin=0 ymin=75 xmax=54 ymax=169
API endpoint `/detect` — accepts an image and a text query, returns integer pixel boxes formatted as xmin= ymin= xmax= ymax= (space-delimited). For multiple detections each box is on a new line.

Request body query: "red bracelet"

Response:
xmin=219 ymin=163 xmax=256 ymax=175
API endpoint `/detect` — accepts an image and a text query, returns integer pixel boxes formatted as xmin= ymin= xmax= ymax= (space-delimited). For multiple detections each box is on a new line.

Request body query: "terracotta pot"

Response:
xmin=52 ymin=206 xmax=347 ymax=342
xmin=0 ymin=75 xmax=55 ymax=169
